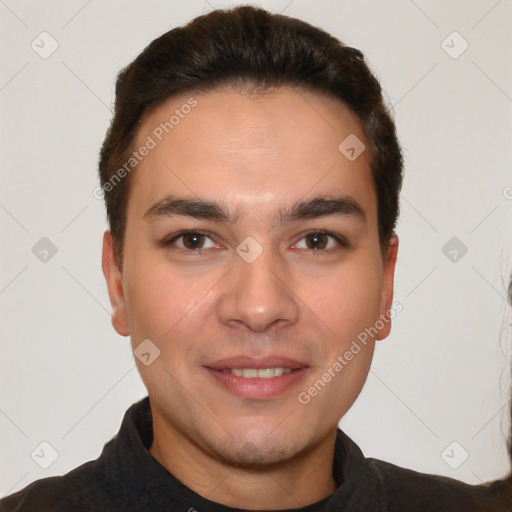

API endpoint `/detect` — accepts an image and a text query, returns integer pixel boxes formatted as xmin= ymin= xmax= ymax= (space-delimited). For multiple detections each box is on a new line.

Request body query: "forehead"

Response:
xmin=128 ymin=86 xmax=376 ymax=225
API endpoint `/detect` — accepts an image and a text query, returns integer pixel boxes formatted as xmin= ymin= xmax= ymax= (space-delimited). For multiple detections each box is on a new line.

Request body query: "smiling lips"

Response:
xmin=227 ymin=367 xmax=292 ymax=378
xmin=204 ymin=356 xmax=309 ymax=399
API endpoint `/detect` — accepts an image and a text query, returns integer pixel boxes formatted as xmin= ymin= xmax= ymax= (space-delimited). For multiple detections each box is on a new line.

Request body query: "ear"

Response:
xmin=101 ymin=230 xmax=130 ymax=336
xmin=376 ymin=235 xmax=399 ymax=341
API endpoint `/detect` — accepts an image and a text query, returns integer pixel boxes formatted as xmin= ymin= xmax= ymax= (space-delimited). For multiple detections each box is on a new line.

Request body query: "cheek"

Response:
xmin=124 ymin=259 xmax=217 ymax=348
xmin=124 ymin=265 xmax=214 ymax=391
xmin=303 ymin=258 xmax=384 ymax=342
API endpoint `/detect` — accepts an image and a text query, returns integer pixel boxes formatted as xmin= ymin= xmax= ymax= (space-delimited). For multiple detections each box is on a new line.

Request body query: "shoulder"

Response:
xmin=0 ymin=459 xmax=110 ymax=512
xmin=368 ymin=457 xmax=506 ymax=511
xmin=0 ymin=398 xmax=153 ymax=512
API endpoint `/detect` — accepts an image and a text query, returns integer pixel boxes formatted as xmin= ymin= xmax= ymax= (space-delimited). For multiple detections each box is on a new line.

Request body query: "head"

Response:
xmin=100 ymin=6 xmax=402 ymax=469
xmin=99 ymin=6 xmax=402 ymax=269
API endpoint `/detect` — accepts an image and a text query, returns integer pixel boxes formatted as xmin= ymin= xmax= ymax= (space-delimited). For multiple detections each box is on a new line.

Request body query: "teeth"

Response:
xmin=230 ymin=367 xmax=292 ymax=379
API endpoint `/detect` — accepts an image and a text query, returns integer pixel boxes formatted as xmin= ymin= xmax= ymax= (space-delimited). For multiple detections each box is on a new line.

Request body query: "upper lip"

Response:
xmin=205 ymin=356 xmax=307 ymax=371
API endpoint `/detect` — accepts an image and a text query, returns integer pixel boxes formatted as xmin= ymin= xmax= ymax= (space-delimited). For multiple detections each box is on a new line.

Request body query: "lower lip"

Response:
xmin=204 ymin=367 xmax=309 ymax=399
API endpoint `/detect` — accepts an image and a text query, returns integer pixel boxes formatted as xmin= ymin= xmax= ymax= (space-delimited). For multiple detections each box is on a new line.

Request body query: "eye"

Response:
xmin=294 ymin=231 xmax=348 ymax=251
xmin=162 ymin=231 xmax=219 ymax=252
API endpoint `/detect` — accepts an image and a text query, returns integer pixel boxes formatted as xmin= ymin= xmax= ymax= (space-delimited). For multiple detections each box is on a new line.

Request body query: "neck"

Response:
xmin=149 ymin=416 xmax=338 ymax=509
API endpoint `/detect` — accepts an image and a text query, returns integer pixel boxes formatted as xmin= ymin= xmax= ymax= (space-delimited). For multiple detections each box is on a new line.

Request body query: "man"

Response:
xmin=0 ymin=5 xmax=506 ymax=511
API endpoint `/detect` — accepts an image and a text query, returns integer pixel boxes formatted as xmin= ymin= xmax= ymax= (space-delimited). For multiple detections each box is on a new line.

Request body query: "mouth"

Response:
xmin=221 ymin=367 xmax=293 ymax=378
xmin=204 ymin=356 xmax=309 ymax=399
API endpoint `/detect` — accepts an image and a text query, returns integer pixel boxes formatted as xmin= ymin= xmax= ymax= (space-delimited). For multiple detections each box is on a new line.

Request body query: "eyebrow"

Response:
xmin=143 ymin=194 xmax=366 ymax=225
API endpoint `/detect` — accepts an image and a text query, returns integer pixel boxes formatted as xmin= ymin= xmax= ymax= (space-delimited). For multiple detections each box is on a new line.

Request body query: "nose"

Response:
xmin=217 ymin=246 xmax=300 ymax=332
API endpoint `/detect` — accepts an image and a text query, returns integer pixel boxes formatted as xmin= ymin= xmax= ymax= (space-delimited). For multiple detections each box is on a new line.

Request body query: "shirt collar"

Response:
xmin=98 ymin=396 xmax=384 ymax=511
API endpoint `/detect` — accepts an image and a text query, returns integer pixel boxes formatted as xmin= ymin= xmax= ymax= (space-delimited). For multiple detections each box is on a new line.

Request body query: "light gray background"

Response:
xmin=1 ymin=0 xmax=511 ymax=496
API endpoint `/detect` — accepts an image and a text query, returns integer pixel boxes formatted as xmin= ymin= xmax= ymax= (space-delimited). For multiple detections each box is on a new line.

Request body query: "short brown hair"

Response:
xmin=98 ymin=5 xmax=403 ymax=268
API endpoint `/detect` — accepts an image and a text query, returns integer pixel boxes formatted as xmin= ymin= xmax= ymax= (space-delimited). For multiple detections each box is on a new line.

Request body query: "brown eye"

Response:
xmin=182 ymin=233 xmax=206 ymax=250
xmin=294 ymin=231 xmax=348 ymax=252
xmin=305 ymin=233 xmax=329 ymax=250
xmin=163 ymin=231 xmax=218 ymax=252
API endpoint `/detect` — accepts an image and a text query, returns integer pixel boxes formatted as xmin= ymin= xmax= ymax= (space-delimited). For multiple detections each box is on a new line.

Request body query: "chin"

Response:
xmin=206 ymin=426 xmax=311 ymax=469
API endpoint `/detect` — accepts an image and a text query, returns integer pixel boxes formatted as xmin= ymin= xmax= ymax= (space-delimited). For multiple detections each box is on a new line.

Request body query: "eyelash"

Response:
xmin=161 ymin=229 xmax=349 ymax=255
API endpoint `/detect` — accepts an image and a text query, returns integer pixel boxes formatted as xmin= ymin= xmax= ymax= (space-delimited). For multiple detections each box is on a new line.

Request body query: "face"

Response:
xmin=102 ymin=86 xmax=397 ymax=467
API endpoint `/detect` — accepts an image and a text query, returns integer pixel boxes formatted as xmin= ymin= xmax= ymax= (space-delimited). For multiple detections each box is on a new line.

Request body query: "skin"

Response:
xmin=102 ymin=86 xmax=398 ymax=509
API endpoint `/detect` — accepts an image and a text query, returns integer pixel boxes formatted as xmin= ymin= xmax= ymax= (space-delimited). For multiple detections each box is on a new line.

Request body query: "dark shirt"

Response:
xmin=0 ymin=397 xmax=508 ymax=511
